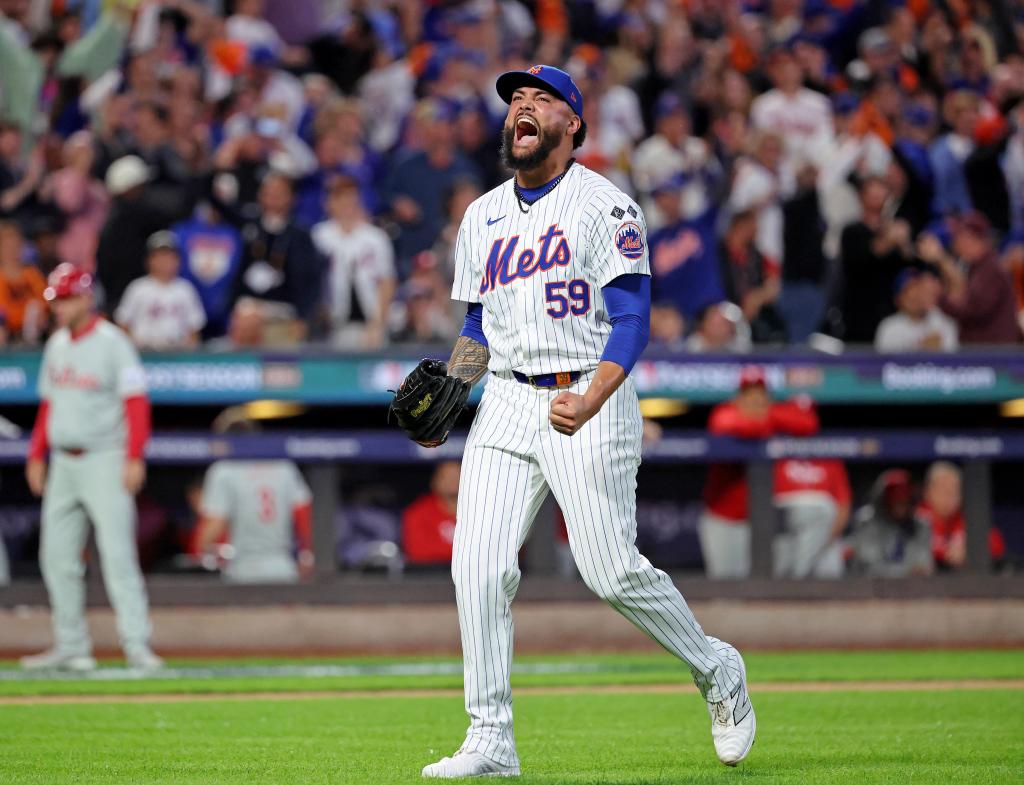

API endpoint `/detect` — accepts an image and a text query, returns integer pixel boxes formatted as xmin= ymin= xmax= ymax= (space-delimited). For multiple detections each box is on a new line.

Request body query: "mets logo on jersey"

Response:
xmin=615 ymin=222 xmax=645 ymax=261
xmin=479 ymin=224 xmax=571 ymax=295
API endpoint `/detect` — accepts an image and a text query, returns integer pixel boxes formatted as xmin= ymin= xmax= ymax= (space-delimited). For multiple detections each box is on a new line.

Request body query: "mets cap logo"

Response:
xmin=615 ymin=221 xmax=645 ymax=261
xmin=528 ymin=65 xmax=544 ymax=74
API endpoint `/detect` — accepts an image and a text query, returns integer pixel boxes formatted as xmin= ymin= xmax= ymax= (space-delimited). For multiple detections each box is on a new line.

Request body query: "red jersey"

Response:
xmin=774 ymin=459 xmax=851 ymax=505
xmin=401 ymin=494 xmax=457 ymax=565
xmin=915 ymin=501 xmax=1006 ymax=567
xmin=703 ymin=399 xmax=819 ymax=522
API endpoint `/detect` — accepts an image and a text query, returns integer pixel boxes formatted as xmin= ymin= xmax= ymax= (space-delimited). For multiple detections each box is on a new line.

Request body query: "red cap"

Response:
xmin=737 ymin=365 xmax=767 ymax=390
xmin=880 ymin=468 xmax=914 ymax=505
xmin=43 ymin=263 xmax=92 ymax=301
xmin=954 ymin=210 xmax=992 ymax=239
xmin=974 ymin=113 xmax=1007 ymax=146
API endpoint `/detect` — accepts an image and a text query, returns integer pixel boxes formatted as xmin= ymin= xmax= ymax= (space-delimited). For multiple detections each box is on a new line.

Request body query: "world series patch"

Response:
xmin=615 ymin=221 xmax=645 ymax=261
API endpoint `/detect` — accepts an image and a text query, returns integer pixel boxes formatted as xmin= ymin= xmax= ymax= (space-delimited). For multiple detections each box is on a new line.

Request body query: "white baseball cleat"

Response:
xmin=705 ymin=636 xmax=756 ymax=766
xmin=422 ymin=749 xmax=520 ymax=778
xmin=20 ymin=648 xmax=97 ymax=672
xmin=125 ymin=647 xmax=164 ymax=672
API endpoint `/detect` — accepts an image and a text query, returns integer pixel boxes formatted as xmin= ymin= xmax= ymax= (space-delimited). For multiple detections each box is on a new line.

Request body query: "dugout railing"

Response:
xmin=0 ymin=428 xmax=1018 ymax=595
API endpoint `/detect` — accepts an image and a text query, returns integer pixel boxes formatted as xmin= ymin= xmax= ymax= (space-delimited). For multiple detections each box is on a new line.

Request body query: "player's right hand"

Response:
xmin=26 ymin=459 xmax=47 ymax=497
xmin=549 ymin=391 xmax=597 ymax=436
xmin=123 ymin=459 xmax=146 ymax=495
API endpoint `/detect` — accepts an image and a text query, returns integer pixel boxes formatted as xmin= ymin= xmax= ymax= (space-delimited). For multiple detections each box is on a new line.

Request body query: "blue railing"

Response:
xmin=1 ymin=429 xmax=1020 ymax=464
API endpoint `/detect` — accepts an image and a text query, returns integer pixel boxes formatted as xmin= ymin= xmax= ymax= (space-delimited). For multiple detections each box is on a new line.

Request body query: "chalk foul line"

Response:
xmin=2 ymin=679 xmax=1022 ymax=705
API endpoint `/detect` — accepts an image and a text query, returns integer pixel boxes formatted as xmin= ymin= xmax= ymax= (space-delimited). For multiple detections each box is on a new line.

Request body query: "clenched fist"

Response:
xmin=549 ymin=392 xmax=598 ymax=436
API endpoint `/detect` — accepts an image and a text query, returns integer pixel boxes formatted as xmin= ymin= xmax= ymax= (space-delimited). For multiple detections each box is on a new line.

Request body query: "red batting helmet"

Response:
xmin=43 ymin=263 xmax=93 ymax=301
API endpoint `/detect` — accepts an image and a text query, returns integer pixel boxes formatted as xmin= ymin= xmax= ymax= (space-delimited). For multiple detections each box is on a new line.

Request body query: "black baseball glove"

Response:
xmin=390 ymin=359 xmax=471 ymax=447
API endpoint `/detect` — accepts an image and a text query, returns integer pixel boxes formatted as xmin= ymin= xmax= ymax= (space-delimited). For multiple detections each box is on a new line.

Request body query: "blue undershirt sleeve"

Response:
xmin=459 ymin=302 xmax=488 ymax=347
xmin=600 ymin=274 xmax=650 ymax=374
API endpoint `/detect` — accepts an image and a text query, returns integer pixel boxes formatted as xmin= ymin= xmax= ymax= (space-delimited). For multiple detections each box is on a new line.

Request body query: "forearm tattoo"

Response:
xmin=448 ymin=336 xmax=490 ymax=385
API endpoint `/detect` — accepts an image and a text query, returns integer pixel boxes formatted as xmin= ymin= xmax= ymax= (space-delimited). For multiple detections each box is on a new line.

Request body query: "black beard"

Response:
xmin=500 ymin=125 xmax=562 ymax=171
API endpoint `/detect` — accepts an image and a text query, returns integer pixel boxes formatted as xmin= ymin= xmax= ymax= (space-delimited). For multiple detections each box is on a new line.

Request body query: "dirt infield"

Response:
xmin=3 ymin=679 xmax=1022 ymax=706
xmin=6 ymin=598 xmax=1024 ymax=654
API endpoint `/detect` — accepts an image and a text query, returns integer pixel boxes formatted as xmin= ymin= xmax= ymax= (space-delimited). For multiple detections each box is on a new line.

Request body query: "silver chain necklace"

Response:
xmin=513 ymin=160 xmax=575 ymax=213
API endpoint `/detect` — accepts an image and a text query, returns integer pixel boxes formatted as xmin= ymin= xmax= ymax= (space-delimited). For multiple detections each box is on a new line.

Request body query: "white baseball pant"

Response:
xmin=774 ymin=494 xmax=843 ymax=579
xmin=698 ymin=512 xmax=751 ymax=579
xmin=452 ymin=371 xmax=738 ymax=768
xmin=40 ymin=449 xmax=153 ymax=655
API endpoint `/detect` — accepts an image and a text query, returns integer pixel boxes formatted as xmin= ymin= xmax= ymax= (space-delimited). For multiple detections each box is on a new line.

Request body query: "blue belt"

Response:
xmin=512 ymin=370 xmax=581 ymax=388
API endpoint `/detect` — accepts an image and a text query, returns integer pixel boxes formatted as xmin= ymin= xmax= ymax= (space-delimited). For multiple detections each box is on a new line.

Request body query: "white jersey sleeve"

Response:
xmin=451 ymin=214 xmax=481 ymax=304
xmin=110 ymin=327 xmax=148 ymax=397
xmin=181 ymin=280 xmax=207 ymax=332
xmin=287 ymin=462 xmax=312 ymax=507
xmin=114 ymin=281 xmax=140 ymax=330
xmin=370 ymin=226 xmax=397 ymax=281
xmin=310 ymin=221 xmax=330 ymax=256
xmin=584 ymin=191 xmax=651 ymax=288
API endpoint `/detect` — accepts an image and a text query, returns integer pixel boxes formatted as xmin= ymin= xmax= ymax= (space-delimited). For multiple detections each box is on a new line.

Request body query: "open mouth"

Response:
xmin=514 ymin=115 xmax=539 ymax=144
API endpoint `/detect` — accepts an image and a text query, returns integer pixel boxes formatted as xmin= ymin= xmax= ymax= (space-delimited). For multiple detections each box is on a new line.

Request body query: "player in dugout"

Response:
xmin=191 ymin=410 xmax=315 ymax=584
xmin=915 ymin=460 xmax=1006 ymax=572
xmin=700 ymin=365 xmax=826 ymax=579
xmin=773 ymin=456 xmax=851 ymax=579
xmin=401 ymin=460 xmax=460 ymax=570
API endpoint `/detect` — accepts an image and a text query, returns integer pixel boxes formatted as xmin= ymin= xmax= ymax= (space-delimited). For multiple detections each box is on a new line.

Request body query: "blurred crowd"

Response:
xmin=1 ymin=0 xmax=1024 ymax=352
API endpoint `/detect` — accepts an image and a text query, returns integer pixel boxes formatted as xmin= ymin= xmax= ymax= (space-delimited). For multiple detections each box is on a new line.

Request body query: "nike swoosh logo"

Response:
xmin=487 ymin=216 xmax=505 ymax=226
xmin=732 ymin=687 xmax=752 ymax=725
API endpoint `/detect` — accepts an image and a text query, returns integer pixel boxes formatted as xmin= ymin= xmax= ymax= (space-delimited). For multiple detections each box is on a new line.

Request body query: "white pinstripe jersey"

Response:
xmin=451 ymin=164 xmax=650 ymax=376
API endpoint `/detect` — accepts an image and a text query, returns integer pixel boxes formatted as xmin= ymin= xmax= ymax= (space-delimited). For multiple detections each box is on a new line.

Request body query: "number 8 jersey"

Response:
xmin=452 ymin=164 xmax=651 ymax=376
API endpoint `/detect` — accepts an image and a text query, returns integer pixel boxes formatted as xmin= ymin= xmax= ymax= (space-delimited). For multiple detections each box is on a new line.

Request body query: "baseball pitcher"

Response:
xmin=22 ymin=264 xmax=161 ymax=672
xmin=391 ymin=66 xmax=755 ymax=778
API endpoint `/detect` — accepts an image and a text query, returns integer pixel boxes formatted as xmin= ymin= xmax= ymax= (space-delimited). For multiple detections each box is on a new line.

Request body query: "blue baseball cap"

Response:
xmin=655 ymin=91 xmax=688 ymax=120
xmin=249 ymin=44 xmax=279 ymax=68
xmin=832 ymin=92 xmax=860 ymax=115
xmin=892 ymin=267 xmax=920 ymax=296
xmin=904 ymin=104 xmax=935 ymax=127
xmin=496 ymin=64 xmax=584 ymax=117
xmin=650 ymin=170 xmax=690 ymax=195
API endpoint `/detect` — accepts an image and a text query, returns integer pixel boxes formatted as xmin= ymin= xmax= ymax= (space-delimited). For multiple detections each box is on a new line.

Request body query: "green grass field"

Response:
xmin=2 ymin=650 xmax=1022 ymax=784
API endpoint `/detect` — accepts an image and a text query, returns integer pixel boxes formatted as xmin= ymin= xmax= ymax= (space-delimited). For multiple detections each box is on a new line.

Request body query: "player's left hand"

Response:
xmin=549 ymin=392 xmax=597 ymax=436
xmin=123 ymin=459 xmax=146 ymax=495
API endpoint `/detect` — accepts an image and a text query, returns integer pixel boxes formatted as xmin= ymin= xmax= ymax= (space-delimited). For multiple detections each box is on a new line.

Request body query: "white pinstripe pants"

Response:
xmin=453 ymin=372 xmax=738 ymax=767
